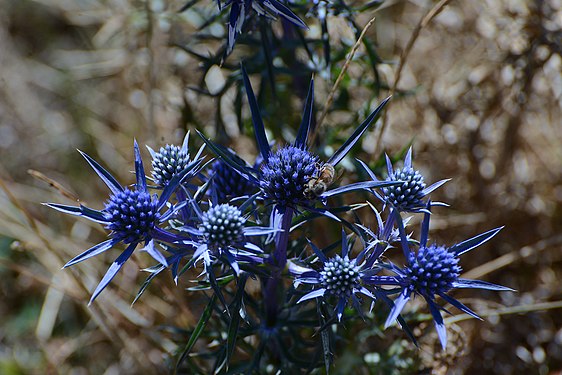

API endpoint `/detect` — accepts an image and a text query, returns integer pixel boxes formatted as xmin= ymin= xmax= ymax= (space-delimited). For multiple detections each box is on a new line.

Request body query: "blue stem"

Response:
xmin=263 ymin=206 xmax=294 ymax=327
xmin=273 ymin=206 xmax=293 ymax=268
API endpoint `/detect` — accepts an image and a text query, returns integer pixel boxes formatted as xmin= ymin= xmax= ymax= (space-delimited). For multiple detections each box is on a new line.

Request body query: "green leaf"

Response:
xmin=175 ymin=294 xmax=217 ymax=372
xmin=225 ymin=273 xmax=249 ymax=369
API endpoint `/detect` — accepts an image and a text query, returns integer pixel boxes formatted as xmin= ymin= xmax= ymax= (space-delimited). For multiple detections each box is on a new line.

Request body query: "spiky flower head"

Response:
xmin=259 ymin=145 xmax=319 ymax=207
xmin=404 ymin=245 xmax=461 ymax=297
xmin=379 ymin=203 xmax=513 ymax=349
xmin=104 ymin=189 xmax=160 ymax=244
xmin=151 ymin=144 xmax=191 ymax=186
xmin=382 ymin=167 xmax=426 ymax=211
xmin=359 ymin=147 xmax=450 ymax=213
xmin=211 ymin=158 xmax=257 ymax=202
xmin=320 ymin=255 xmax=361 ymax=299
xmin=200 ymin=204 xmax=245 ymax=249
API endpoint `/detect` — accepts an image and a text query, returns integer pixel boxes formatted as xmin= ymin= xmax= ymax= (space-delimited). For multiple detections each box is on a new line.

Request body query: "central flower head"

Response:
xmin=104 ymin=189 xmax=159 ymax=244
xmin=151 ymin=144 xmax=190 ymax=186
xmin=405 ymin=244 xmax=461 ymax=296
xmin=200 ymin=204 xmax=245 ymax=248
xmin=259 ymin=146 xmax=319 ymax=207
xmin=382 ymin=167 xmax=426 ymax=211
xmin=319 ymin=255 xmax=361 ymax=298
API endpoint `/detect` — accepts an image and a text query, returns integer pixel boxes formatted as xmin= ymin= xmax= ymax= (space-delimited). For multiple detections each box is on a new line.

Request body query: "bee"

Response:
xmin=303 ymin=163 xmax=336 ymax=199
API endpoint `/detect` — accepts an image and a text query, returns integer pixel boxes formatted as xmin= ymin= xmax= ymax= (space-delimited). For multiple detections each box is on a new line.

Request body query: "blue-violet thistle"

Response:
xmin=201 ymin=203 xmax=245 ymax=248
xmin=151 ymin=144 xmax=191 ymax=186
xmin=378 ymin=202 xmax=513 ymax=349
xmin=382 ymin=166 xmax=426 ymax=212
xmin=359 ymin=147 xmax=450 ymax=213
xmin=211 ymin=157 xmax=257 ymax=202
xmin=45 ymin=141 xmax=193 ymax=303
xmin=260 ymin=145 xmax=319 ymax=207
xmin=104 ymin=189 xmax=160 ymax=244
xmin=404 ymin=245 xmax=461 ymax=297
xmin=319 ymin=255 xmax=361 ymax=299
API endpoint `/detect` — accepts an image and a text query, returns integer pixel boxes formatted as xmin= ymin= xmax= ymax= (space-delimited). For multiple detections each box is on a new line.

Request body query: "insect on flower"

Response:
xmin=303 ymin=162 xmax=336 ymax=199
xmin=198 ymin=65 xmax=399 ymax=217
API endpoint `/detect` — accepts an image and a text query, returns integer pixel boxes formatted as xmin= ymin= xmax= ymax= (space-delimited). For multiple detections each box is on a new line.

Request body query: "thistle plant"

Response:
xmin=42 ymin=2 xmax=517 ymax=373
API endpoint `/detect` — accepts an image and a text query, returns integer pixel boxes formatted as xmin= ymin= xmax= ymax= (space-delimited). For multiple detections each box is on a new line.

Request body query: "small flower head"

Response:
xmin=151 ymin=144 xmax=191 ymax=186
xmin=404 ymin=245 xmax=461 ymax=297
xmin=200 ymin=203 xmax=245 ymax=249
xmin=104 ymin=189 xmax=160 ymax=244
xmin=320 ymin=255 xmax=361 ymax=299
xmin=290 ymin=232 xmax=376 ymax=321
xmin=382 ymin=166 xmax=426 ymax=211
xmin=259 ymin=145 xmax=319 ymax=207
xmin=184 ymin=197 xmax=276 ymax=275
xmin=359 ymin=147 xmax=450 ymax=213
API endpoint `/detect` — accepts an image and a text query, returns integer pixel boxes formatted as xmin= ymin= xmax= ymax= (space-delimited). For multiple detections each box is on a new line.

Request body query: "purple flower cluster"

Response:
xmin=45 ymin=65 xmax=512 ymax=361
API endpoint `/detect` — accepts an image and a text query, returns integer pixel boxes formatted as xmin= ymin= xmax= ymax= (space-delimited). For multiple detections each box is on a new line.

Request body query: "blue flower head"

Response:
xmin=182 ymin=197 xmax=277 ymax=275
xmin=104 ymin=189 xmax=160 ymax=244
xmin=404 ymin=245 xmax=461 ymax=297
xmin=319 ymin=254 xmax=362 ymax=300
xmin=360 ymin=147 xmax=450 ymax=213
xmin=260 ymin=145 xmax=319 ymax=207
xmin=200 ymin=203 xmax=245 ymax=248
xmin=147 ymin=132 xmax=204 ymax=187
xmin=45 ymin=141 xmax=200 ymax=303
xmin=381 ymin=202 xmax=514 ymax=349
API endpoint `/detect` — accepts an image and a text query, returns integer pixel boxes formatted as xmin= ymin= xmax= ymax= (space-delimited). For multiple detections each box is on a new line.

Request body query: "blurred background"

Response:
xmin=0 ymin=0 xmax=561 ymax=373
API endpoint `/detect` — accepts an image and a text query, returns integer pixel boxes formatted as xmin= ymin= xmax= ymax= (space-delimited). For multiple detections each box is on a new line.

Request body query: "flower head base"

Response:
xmin=382 ymin=167 xmax=426 ymax=211
xmin=201 ymin=204 xmax=245 ymax=249
xmin=405 ymin=245 xmax=461 ymax=297
xmin=320 ymin=255 xmax=361 ymax=299
xmin=151 ymin=144 xmax=191 ymax=186
xmin=260 ymin=145 xmax=319 ymax=207
xmin=104 ymin=189 xmax=160 ymax=244
xmin=211 ymin=158 xmax=257 ymax=202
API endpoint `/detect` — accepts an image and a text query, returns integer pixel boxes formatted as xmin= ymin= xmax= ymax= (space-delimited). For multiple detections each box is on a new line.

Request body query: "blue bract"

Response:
xmin=223 ymin=0 xmax=307 ymax=53
xmin=45 ymin=141 xmax=203 ymax=303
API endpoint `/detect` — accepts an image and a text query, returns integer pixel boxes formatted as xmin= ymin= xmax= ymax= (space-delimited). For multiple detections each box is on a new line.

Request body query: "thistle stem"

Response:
xmin=273 ymin=207 xmax=294 ymax=268
xmin=263 ymin=206 xmax=294 ymax=327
